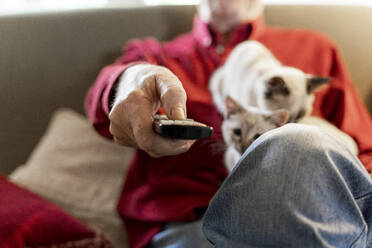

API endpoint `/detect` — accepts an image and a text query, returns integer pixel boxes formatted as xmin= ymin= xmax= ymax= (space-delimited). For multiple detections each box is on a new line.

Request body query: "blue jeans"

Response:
xmin=150 ymin=124 xmax=372 ymax=247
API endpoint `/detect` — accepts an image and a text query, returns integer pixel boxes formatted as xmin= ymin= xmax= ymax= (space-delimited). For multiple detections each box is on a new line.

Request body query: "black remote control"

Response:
xmin=153 ymin=114 xmax=213 ymax=140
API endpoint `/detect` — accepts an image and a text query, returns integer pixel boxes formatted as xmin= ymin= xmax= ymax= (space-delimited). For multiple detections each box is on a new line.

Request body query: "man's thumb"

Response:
xmin=170 ymin=105 xmax=186 ymax=120
xmin=155 ymin=71 xmax=187 ymax=120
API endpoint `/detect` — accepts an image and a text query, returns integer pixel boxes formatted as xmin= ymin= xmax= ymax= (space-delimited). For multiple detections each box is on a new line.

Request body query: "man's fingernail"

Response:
xmin=172 ymin=106 xmax=186 ymax=119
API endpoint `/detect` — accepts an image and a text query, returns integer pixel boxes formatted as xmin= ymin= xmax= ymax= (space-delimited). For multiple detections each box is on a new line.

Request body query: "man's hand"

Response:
xmin=109 ymin=64 xmax=195 ymax=157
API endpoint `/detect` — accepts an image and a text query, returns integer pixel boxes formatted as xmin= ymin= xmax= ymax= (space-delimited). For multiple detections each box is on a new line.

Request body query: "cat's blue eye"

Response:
xmin=253 ymin=134 xmax=261 ymax=140
xmin=233 ymin=129 xmax=242 ymax=136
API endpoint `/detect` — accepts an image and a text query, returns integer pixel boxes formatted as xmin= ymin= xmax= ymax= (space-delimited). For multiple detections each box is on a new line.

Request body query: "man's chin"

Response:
xmin=210 ymin=19 xmax=240 ymax=33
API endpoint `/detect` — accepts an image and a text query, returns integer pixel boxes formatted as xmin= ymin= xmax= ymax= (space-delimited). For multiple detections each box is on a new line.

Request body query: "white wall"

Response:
xmin=2 ymin=0 xmax=371 ymax=15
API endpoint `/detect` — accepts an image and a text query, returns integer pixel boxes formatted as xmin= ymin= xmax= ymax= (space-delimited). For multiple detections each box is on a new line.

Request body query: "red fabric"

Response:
xmin=0 ymin=176 xmax=95 ymax=248
xmin=85 ymin=15 xmax=372 ymax=248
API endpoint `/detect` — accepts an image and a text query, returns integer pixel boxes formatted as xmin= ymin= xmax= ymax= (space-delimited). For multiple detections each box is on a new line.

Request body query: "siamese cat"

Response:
xmin=222 ymin=96 xmax=289 ymax=172
xmin=222 ymin=96 xmax=358 ymax=172
xmin=209 ymin=40 xmax=331 ymax=122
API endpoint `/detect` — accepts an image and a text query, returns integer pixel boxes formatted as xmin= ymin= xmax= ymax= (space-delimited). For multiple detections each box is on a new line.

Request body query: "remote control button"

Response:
xmin=155 ymin=115 xmax=168 ymax=120
xmin=174 ymin=120 xmax=192 ymax=125
xmin=159 ymin=120 xmax=174 ymax=125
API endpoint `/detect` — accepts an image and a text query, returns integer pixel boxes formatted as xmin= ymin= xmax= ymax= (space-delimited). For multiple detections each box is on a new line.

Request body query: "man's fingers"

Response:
xmin=109 ymin=89 xmax=152 ymax=146
xmin=155 ymin=72 xmax=187 ymax=120
xmin=151 ymin=138 xmax=195 ymax=157
xmin=110 ymin=123 xmax=136 ymax=147
xmin=109 ymin=65 xmax=195 ymax=157
xmin=132 ymin=108 xmax=195 ymax=157
xmin=136 ymin=131 xmax=196 ymax=157
xmin=110 ymin=89 xmax=194 ymax=157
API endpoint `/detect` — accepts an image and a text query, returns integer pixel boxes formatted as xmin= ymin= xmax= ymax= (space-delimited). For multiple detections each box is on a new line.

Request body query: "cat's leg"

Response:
xmin=203 ymin=123 xmax=372 ymax=248
xmin=224 ymin=146 xmax=241 ymax=172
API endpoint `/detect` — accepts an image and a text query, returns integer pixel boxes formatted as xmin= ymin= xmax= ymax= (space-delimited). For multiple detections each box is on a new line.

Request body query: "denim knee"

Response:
xmin=203 ymin=124 xmax=372 ymax=247
xmin=248 ymin=123 xmax=342 ymax=156
xmin=240 ymin=123 xmax=360 ymax=171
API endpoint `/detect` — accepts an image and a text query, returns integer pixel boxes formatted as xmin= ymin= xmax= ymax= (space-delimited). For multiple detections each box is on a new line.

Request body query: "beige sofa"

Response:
xmin=1 ymin=4 xmax=372 ymax=175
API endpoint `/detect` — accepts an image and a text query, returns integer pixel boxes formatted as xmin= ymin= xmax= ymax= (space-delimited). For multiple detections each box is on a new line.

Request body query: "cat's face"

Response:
xmin=222 ymin=96 xmax=289 ymax=154
xmin=256 ymin=67 xmax=330 ymax=122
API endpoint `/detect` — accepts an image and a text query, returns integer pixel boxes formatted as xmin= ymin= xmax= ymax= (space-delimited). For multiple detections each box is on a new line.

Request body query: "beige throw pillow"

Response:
xmin=9 ymin=108 xmax=134 ymax=248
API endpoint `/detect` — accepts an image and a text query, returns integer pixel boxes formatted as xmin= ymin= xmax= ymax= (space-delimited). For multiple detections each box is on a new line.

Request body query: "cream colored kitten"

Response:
xmin=209 ymin=40 xmax=330 ymax=122
xmin=222 ymin=97 xmax=358 ymax=172
xmin=222 ymin=96 xmax=289 ymax=172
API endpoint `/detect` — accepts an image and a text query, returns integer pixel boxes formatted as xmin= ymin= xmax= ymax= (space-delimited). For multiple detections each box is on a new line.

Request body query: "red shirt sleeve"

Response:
xmin=84 ymin=64 xmax=128 ymax=139
xmin=84 ymin=38 xmax=161 ymax=139
xmin=315 ymin=45 xmax=372 ymax=172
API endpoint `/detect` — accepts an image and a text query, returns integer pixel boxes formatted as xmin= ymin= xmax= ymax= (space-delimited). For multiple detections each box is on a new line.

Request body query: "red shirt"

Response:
xmin=85 ymin=16 xmax=372 ymax=248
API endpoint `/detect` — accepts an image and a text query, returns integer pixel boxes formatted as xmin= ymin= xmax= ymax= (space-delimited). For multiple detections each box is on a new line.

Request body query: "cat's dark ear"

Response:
xmin=266 ymin=109 xmax=289 ymax=127
xmin=225 ymin=96 xmax=244 ymax=117
xmin=265 ymin=76 xmax=290 ymax=99
xmin=306 ymin=75 xmax=331 ymax=94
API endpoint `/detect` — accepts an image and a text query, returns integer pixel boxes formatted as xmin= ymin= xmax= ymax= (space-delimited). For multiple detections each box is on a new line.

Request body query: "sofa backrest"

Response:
xmin=0 ymin=6 xmax=195 ymax=174
xmin=1 ymin=5 xmax=371 ymax=174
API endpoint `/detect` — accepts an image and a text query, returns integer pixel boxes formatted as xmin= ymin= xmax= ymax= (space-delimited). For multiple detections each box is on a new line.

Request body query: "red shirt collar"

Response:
xmin=192 ymin=15 xmax=265 ymax=48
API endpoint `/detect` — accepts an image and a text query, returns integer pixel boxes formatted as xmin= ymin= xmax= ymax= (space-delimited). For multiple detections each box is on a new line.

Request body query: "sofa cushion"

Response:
xmin=9 ymin=108 xmax=134 ymax=248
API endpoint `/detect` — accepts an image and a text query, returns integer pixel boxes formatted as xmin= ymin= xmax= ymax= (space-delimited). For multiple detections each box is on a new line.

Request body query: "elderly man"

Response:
xmin=86 ymin=0 xmax=372 ymax=247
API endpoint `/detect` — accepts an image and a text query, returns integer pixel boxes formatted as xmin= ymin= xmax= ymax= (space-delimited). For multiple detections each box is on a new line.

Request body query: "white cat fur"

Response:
xmin=209 ymin=40 xmax=323 ymax=122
